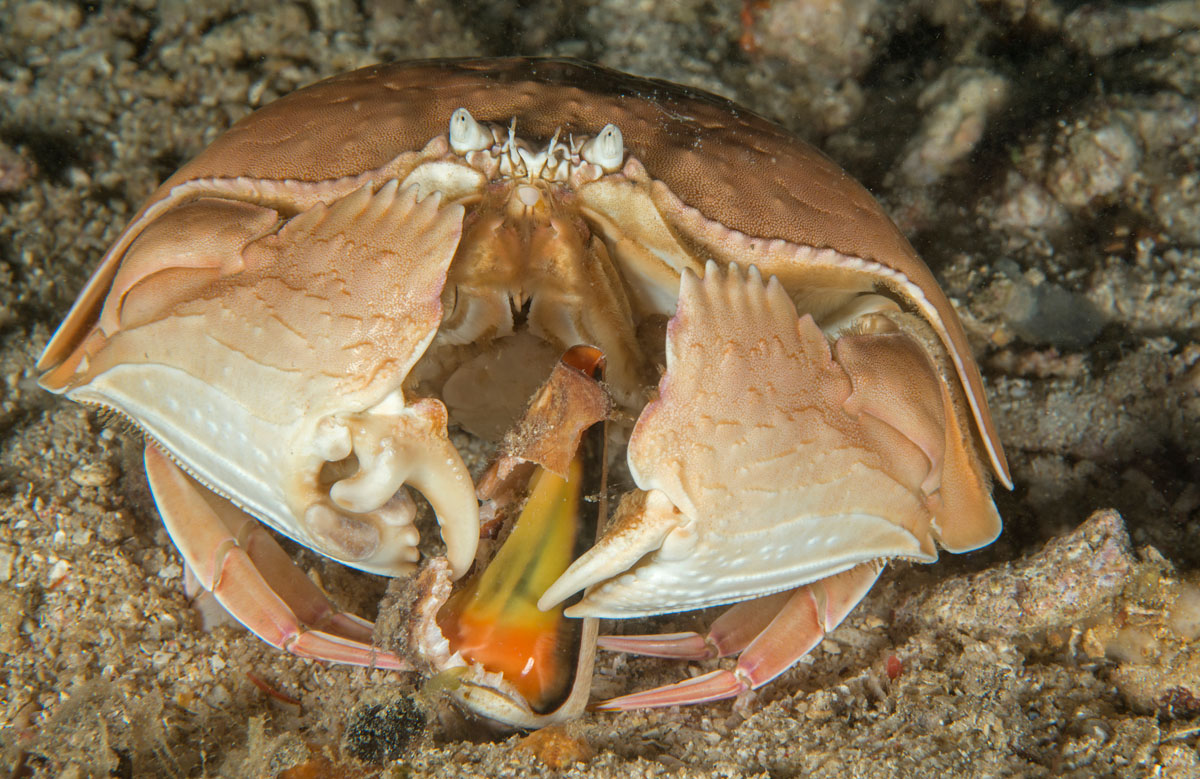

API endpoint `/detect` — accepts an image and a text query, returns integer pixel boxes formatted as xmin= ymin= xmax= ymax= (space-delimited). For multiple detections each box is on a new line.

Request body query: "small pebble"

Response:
xmin=69 ymin=462 xmax=117 ymax=488
xmin=342 ymin=698 xmax=425 ymax=764
xmin=516 ymin=724 xmax=594 ymax=769
xmin=0 ymin=545 xmax=15 ymax=583
xmin=1168 ymin=583 xmax=1200 ymax=640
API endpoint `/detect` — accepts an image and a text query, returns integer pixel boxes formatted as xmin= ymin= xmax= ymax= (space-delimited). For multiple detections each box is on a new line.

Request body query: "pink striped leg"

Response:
xmin=598 ymin=589 xmax=794 ymax=660
xmin=595 ymin=561 xmax=883 ymax=710
xmin=145 ymin=444 xmax=407 ymax=670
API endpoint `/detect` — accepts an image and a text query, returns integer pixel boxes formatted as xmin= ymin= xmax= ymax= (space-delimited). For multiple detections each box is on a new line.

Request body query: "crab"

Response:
xmin=37 ymin=58 xmax=1010 ymax=729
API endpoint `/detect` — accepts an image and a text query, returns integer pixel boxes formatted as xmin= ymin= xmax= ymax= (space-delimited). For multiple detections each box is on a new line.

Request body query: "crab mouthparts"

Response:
xmin=436 ymin=458 xmax=583 ymax=710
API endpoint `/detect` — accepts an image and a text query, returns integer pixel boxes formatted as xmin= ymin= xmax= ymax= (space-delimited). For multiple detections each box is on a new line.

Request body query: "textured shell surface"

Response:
xmin=43 ymin=59 xmax=1002 ymax=446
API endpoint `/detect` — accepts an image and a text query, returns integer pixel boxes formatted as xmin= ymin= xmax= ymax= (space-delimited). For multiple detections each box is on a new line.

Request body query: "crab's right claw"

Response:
xmin=305 ymin=395 xmax=481 ymax=580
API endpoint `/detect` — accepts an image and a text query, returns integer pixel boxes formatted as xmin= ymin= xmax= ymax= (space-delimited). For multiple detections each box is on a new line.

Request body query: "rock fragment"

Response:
xmin=899 ymin=508 xmax=1134 ymax=635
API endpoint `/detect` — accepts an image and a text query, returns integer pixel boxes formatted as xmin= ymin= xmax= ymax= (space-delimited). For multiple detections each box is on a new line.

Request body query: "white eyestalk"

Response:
xmin=449 ymin=107 xmax=493 ymax=154
xmin=580 ymin=123 xmax=624 ymax=172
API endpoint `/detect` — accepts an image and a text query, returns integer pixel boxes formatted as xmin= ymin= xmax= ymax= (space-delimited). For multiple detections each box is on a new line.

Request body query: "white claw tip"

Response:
xmin=581 ymin=123 xmax=624 ymax=172
xmin=449 ymin=107 xmax=492 ymax=154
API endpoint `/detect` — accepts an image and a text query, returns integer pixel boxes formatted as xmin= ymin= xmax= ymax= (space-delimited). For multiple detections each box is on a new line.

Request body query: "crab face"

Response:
xmin=38 ymin=58 xmax=1010 ymax=728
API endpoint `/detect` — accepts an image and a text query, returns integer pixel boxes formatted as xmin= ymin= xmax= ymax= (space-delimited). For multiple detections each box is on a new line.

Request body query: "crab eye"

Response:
xmin=449 ymin=107 xmax=493 ymax=154
xmin=580 ymin=123 xmax=624 ymax=172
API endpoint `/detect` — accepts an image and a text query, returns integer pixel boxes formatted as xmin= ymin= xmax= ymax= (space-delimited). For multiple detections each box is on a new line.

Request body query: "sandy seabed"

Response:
xmin=2 ymin=1 xmax=1200 ymax=776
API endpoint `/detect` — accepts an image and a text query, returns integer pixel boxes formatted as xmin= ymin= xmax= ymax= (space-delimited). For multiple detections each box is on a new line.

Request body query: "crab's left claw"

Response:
xmin=541 ymin=261 xmax=943 ymax=616
xmin=539 ymin=261 xmax=999 ymax=706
